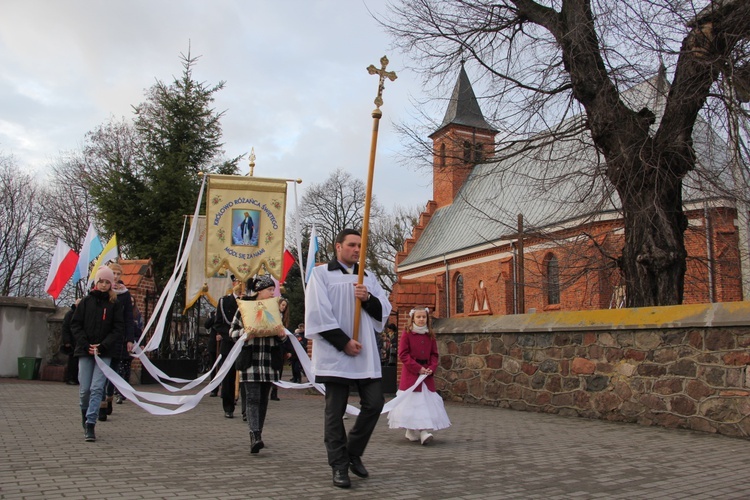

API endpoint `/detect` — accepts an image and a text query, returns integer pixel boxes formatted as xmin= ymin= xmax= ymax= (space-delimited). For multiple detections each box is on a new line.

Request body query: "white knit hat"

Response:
xmin=94 ymin=266 xmax=115 ymax=284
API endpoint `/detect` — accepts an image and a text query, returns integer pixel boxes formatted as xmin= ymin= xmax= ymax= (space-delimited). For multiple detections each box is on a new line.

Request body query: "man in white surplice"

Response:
xmin=305 ymin=228 xmax=392 ymax=489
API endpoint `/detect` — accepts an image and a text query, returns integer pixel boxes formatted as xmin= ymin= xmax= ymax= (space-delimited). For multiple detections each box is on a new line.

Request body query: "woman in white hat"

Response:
xmin=70 ymin=266 xmax=124 ymax=442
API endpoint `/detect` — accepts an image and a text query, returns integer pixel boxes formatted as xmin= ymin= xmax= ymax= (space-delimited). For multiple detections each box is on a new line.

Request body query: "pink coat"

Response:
xmin=397 ymin=330 xmax=439 ymax=392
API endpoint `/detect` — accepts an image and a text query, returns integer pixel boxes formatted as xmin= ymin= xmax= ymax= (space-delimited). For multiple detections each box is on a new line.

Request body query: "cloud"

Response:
xmin=0 ymin=0 xmax=434 ymax=213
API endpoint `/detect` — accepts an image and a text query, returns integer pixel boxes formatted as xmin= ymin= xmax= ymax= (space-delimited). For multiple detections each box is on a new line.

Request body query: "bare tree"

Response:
xmin=290 ymin=169 xmax=384 ymax=262
xmin=382 ymin=0 xmax=750 ymax=307
xmin=45 ymin=150 xmax=104 ymax=297
xmin=368 ymin=204 xmax=422 ymax=293
xmin=0 ymin=155 xmax=50 ymax=297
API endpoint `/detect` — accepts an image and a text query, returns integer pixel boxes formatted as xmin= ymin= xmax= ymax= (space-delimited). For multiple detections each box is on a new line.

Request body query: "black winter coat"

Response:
xmin=71 ymin=290 xmax=124 ymax=357
xmin=110 ymin=287 xmax=135 ymax=359
xmin=60 ymin=305 xmax=76 ymax=355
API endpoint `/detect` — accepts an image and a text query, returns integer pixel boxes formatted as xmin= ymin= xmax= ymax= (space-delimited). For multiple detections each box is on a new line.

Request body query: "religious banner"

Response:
xmin=185 ymin=216 xmax=233 ymax=311
xmin=205 ymin=174 xmax=287 ymax=283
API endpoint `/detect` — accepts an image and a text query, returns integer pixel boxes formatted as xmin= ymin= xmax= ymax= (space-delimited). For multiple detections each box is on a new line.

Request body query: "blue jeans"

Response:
xmin=78 ymin=356 xmax=111 ymax=425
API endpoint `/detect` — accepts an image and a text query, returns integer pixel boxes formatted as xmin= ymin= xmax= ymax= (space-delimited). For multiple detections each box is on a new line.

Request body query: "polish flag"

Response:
xmin=45 ymin=239 xmax=79 ymax=300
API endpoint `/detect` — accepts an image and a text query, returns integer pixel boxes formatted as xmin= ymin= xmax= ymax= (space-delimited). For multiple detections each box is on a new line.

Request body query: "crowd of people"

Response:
xmin=63 ymin=228 xmax=451 ymax=489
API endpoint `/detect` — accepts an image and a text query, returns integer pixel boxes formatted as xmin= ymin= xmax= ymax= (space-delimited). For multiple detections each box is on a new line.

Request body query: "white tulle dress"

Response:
xmin=387 ymin=382 xmax=451 ymax=431
xmin=387 ymin=328 xmax=451 ymax=432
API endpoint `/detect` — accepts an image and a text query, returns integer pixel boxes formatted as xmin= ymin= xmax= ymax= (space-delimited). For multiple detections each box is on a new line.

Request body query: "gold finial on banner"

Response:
xmin=366 ymin=56 xmax=397 ymax=111
xmin=248 ymin=147 xmax=256 ymax=177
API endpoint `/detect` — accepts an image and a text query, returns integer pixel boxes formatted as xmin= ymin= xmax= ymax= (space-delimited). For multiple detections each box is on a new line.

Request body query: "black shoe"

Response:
xmin=209 ymin=392 xmax=218 ymax=397
xmin=98 ymin=408 xmax=107 ymax=422
xmin=242 ymin=414 xmax=247 ymax=421
xmin=332 ymin=468 xmax=351 ymax=488
xmin=349 ymin=456 xmax=369 ymax=478
xmin=106 ymin=398 xmax=113 ymax=415
xmin=224 ymin=411 xmax=234 ymax=419
xmin=84 ymin=424 xmax=96 ymax=442
xmin=65 ymin=380 xmax=77 ymax=385
xmin=271 ymin=396 xmax=280 ymax=401
xmin=250 ymin=431 xmax=264 ymax=454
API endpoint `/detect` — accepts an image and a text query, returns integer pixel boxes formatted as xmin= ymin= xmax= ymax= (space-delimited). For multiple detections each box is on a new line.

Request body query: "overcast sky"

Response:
xmin=0 ymin=0 xmax=441 ymax=218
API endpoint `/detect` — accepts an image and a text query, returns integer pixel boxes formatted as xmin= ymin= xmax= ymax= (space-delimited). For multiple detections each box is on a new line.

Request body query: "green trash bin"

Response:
xmin=18 ymin=357 xmax=42 ymax=380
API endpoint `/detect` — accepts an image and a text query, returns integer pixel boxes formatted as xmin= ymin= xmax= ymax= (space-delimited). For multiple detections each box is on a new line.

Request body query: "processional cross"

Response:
xmin=352 ymin=56 xmax=397 ymax=341
xmin=367 ymin=56 xmax=398 ymax=110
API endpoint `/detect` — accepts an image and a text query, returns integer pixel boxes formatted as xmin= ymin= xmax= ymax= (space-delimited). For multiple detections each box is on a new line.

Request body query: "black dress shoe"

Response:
xmin=209 ymin=392 xmax=218 ymax=397
xmin=349 ymin=456 xmax=369 ymax=478
xmin=332 ymin=468 xmax=351 ymax=488
xmin=270 ymin=396 xmax=280 ymax=401
xmin=224 ymin=411 xmax=234 ymax=419
xmin=65 ymin=380 xmax=77 ymax=385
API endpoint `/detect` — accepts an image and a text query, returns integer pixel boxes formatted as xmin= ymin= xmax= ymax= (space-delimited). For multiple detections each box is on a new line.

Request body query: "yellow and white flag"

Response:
xmin=205 ymin=175 xmax=287 ymax=283
xmin=87 ymin=234 xmax=118 ymax=288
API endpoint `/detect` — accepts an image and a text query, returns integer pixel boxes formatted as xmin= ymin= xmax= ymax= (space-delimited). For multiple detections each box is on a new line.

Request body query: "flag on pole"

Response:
xmin=72 ymin=222 xmax=103 ymax=283
xmin=45 ymin=239 xmax=79 ymax=300
xmin=87 ymin=234 xmax=118 ymax=288
xmin=305 ymin=225 xmax=318 ymax=284
xmin=281 ymin=249 xmax=296 ymax=284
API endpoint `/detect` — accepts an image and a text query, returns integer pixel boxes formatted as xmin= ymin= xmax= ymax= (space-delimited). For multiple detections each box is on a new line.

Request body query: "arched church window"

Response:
xmin=455 ymin=273 xmax=464 ymax=314
xmin=545 ymin=254 xmax=560 ymax=305
xmin=474 ymin=143 xmax=483 ymax=163
xmin=463 ymin=141 xmax=472 ymax=163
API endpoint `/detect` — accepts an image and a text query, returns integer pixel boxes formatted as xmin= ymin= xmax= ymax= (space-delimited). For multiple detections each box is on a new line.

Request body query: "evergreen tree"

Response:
xmin=86 ymin=49 xmax=240 ymax=286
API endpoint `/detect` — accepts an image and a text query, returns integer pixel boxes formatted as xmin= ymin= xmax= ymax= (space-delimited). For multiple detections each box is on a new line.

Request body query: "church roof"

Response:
xmin=400 ymin=72 xmax=731 ymax=268
xmin=430 ymin=62 xmax=496 ymax=137
xmin=119 ymin=259 xmax=154 ymax=289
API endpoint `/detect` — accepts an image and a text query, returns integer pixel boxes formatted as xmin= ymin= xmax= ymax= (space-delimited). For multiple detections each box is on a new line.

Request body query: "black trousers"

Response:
xmin=64 ymin=352 xmax=78 ymax=382
xmin=219 ymin=339 xmax=236 ymax=413
xmin=243 ymin=381 xmax=271 ymax=433
xmin=270 ymin=365 xmax=283 ymax=398
xmin=324 ymin=378 xmax=384 ymax=470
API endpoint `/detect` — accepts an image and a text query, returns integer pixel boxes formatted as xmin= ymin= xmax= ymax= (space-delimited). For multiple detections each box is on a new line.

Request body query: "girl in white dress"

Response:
xmin=387 ymin=307 xmax=451 ymax=444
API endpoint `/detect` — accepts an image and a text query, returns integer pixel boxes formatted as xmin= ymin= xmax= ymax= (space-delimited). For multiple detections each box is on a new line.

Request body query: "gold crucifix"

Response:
xmin=367 ymin=56 xmax=397 ymax=109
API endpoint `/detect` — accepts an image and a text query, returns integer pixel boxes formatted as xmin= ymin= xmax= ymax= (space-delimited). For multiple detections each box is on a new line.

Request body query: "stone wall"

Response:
xmin=0 ymin=296 xmax=58 ymax=377
xmin=432 ymin=302 xmax=750 ymax=439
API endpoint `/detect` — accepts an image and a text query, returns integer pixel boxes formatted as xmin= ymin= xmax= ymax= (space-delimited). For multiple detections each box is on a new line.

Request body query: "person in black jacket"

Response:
xmin=99 ymin=262 xmax=134 ymax=420
xmin=270 ymin=296 xmax=291 ymax=401
xmin=71 ymin=266 xmax=124 ymax=443
xmin=214 ymin=276 xmax=242 ymax=418
xmin=61 ymin=299 xmax=81 ymax=385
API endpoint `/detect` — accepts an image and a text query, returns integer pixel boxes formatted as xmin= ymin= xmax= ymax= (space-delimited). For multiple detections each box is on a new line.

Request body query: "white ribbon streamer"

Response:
xmin=101 ymin=327 xmax=425 ymax=417
xmin=94 ymin=334 xmax=246 ymax=415
xmin=273 ymin=331 xmax=427 ymax=416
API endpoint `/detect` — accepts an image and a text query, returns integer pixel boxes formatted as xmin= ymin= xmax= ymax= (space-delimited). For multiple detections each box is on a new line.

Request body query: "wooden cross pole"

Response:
xmin=352 ymin=56 xmax=397 ymax=342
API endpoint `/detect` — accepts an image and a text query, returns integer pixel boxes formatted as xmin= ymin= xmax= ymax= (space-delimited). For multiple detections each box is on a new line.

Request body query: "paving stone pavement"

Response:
xmin=1 ymin=378 xmax=749 ymax=499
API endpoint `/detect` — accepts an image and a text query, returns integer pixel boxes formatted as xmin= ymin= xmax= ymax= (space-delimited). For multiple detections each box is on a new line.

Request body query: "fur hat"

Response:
xmin=247 ymin=274 xmax=275 ymax=295
xmin=94 ymin=266 xmax=115 ymax=284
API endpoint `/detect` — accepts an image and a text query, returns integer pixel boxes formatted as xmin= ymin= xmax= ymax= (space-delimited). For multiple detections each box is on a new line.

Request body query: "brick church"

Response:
xmin=390 ymin=64 xmax=744 ymax=328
